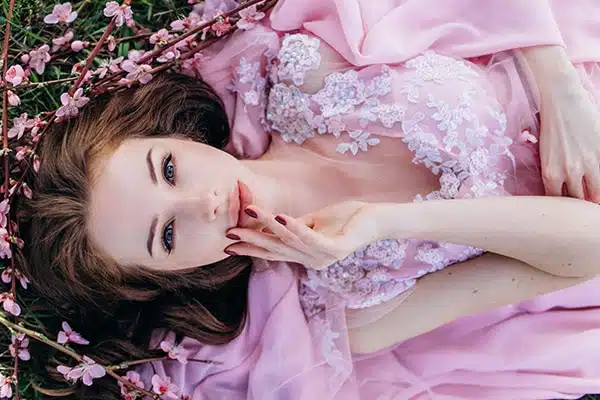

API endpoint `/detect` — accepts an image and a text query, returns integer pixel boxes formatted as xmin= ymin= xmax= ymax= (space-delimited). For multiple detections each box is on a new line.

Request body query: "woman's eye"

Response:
xmin=162 ymin=153 xmax=176 ymax=185
xmin=162 ymin=221 xmax=175 ymax=254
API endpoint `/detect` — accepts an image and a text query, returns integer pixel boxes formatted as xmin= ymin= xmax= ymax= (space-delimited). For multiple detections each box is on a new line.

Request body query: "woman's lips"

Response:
xmin=229 ymin=180 xmax=253 ymax=228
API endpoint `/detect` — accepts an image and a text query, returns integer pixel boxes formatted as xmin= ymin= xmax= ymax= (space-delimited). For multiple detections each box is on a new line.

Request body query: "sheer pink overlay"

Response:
xmin=137 ymin=1 xmax=600 ymax=399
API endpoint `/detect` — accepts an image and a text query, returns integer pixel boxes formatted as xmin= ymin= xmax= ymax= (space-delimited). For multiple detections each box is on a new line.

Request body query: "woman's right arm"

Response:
xmin=348 ymin=253 xmax=588 ymax=354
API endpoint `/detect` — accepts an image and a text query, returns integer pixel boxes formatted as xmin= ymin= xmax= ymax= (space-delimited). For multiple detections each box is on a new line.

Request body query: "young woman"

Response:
xmin=22 ymin=1 xmax=600 ymax=399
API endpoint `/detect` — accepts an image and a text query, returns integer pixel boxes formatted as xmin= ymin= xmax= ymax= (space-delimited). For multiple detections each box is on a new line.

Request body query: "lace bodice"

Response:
xmin=229 ymin=33 xmax=519 ymax=311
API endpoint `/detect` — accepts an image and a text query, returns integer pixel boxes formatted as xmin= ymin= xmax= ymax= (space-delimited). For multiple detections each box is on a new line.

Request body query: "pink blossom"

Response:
xmin=71 ymin=40 xmax=86 ymax=52
xmin=9 ymin=333 xmax=31 ymax=361
xmin=27 ymin=116 xmax=46 ymax=138
xmin=93 ymin=57 xmax=123 ymax=79
xmin=0 ymin=374 xmax=12 ymax=399
xmin=5 ymin=65 xmax=26 ymax=86
xmin=8 ymin=113 xmax=30 ymax=140
xmin=15 ymin=146 xmax=31 ymax=161
xmin=151 ymin=375 xmax=179 ymax=399
xmin=121 ymin=60 xmax=153 ymax=85
xmin=33 ymin=155 xmax=41 ymax=172
xmin=1 ymin=268 xmax=29 ymax=289
xmin=181 ymin=52 xmax=208 ymax=78
xmin=150 ymin=28 xmax=172 ymax=45
xmin=51 ymin=30 xmax=74 ymax=52
xmin=57 ymin=356 xmax=106 ymax=386
xmin=27 ymin=45 xmax=51 ymax=75
xmin=21 ymin=182 xmax=32 ymax=199
xmin=236 ymin=4 xmax=265 ymax=30
xmin=126 ymin=49 xmax=148 ymax=63
xmin=159 ymin=332 xmax=189 ymax=364
xmin=157 ymin=48 xmax=180 ymax=63
xmin=103 ymin=1 xmax=134 ymax=27
xmin=106 ymin=34 xmax=117 ymax=52
xmin=0 ymin=292 xmax=20 ymax=315
xmin=211 ymin=15 xmax=232 ymax=37
xmin=118 ymin=371 xmax=145 ymax=398
xmin=170 ymin=13 xmax=202 ymax=32
xmin=71 ymin=62 xmax=93 ymax=84
xmin=56 ymin=88 xmax=90 ymax=120
xmin=7 ymin=91 xmax=20 ymax=107
xmin=44 ymin=2 xmax=78 ymax=24
xmin=57 ymin=321 xmax=90 ymax=345
xmin=0 ymin=199 xmax=9 ymax=229
xmin=194 ymin=0 xmax=238 ymax=20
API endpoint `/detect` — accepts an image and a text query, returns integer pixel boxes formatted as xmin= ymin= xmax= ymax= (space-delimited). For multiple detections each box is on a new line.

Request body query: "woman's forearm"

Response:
xmin=372 ymin=196 xmax=600 ymax=277
xmin=348 ymin=253 xmax=588 ymax=354
xmin=519 ymin=45 xmax=578 ymax=89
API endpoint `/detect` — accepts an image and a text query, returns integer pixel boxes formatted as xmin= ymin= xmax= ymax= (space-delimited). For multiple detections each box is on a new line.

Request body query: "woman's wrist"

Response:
xmin=520 ymin=45 xmax=578 ymax=93
xmin=369 ymin=202 xmax=427 ymax=242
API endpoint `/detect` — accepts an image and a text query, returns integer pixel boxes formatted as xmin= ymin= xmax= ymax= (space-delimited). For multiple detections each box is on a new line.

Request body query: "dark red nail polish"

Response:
xmin=224 ymin=249 xmax=237 ymax=256
xmin=226 ymin=233 xmax=240 ymax=240
xmin=245 ymin=208 xmax=258 ymax=218
xmin=275 ymin=215 xmax=287 ymax=225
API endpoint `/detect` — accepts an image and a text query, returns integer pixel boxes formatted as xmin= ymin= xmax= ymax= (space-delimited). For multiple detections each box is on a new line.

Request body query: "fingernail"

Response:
xmin=262 ymin=227 xmax=274 ymax=234
xmin=224 ymin=249 xmax=237 ymax=256
xmin=275 ymin=215 xmax=287 ymax=225
xmin=226 ymin=233 xmax=240 ymax=240
xmin=244 ymin=208 xmax=257 ymax=218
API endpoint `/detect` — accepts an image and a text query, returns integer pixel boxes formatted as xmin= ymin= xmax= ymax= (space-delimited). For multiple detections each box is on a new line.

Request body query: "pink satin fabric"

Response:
xmin=136 ymin=2 xmax=600 ymax=399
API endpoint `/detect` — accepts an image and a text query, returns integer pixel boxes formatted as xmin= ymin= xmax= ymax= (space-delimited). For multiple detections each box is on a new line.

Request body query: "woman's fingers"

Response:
xmin=225 ymin=241 xmax=303 ymax=263
xmin=584 ymin=167 xmax=600 ymax=203
xmin=566 ymin=173 xmax=586 ymax=200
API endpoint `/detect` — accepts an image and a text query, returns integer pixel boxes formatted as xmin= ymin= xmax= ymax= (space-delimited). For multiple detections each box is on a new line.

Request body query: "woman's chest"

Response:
xmin=270 ymin=133 xmax=441 ymax=204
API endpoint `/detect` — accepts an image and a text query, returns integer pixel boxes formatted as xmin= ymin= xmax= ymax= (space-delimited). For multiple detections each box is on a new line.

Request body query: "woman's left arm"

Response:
xmin=519 ymin=46 xmax=600 ymax=201
xmin=372 ymin=196 xmax=600 ymax=278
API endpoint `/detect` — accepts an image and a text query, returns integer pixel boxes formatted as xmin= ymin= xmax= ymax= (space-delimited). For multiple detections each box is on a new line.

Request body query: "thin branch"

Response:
xmin=0 ymin=314 xmax=159 ymax=399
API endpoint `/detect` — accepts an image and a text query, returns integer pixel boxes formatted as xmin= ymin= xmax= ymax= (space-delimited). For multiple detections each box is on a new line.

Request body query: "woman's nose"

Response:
xmin=176 ymin=192 xmax=221 ymax=221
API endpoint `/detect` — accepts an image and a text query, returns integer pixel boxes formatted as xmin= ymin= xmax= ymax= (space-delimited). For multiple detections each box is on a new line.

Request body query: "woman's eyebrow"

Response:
xmin=146 ymin=146 xmax=157 ymax=185
xmin=147 ymin=215 xmax=158 ymax=258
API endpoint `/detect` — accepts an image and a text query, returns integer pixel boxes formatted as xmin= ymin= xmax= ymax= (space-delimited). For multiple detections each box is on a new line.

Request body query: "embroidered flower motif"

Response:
xmin=56 ymin=88 xmax=90 ymax=120
xmin=44 ymin=2 xmax=78 ymax=25
xmin=236 ymin=4 xmax=265 ymax=30
xmin=151 ymin=375 xmax=179 ymax=399
xmin=57 ymin=356 xmax=106 ymax=386
xmin=103 ymin=1 xmax=134 ymax=27
xmin=267 ymin=83 xmax=314 ymax=144
xmin=9 ymin=333 xmax=30 ymax=361
xmin=336 ymin=130 xmax=380 ymax=155
xmin=313 ymin=70 xmax=367 ymax=117
xmin=4 ymin=65 xmax=26 ymax=86
xmin=57 ymin=321 xmax=90 ymax=345
xmin=277 ymin=34 xmax=321 ymax=86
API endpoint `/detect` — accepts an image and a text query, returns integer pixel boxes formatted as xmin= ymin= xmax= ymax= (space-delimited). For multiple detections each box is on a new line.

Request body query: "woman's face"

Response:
xmin=88 ymin=137 xmax=244 ymax=271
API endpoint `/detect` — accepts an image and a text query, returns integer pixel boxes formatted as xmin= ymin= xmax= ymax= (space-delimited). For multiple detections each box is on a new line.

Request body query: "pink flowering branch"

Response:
xmin=0 ymin=314 xmax=161 ymax=399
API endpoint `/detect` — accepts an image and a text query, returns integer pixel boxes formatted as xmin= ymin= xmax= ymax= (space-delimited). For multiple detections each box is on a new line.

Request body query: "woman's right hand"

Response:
xmin=224 ymin=201 xmax=383 ymax=270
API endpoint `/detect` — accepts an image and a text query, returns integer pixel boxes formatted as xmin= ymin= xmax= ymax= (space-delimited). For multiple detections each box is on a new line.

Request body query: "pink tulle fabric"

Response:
xmin=136 ymin=1 xmax=600 ymax=399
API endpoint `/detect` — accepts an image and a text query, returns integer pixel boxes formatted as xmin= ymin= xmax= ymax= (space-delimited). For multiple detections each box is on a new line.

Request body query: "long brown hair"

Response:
xmin=19 ymin=73 xmax=252 ymax=398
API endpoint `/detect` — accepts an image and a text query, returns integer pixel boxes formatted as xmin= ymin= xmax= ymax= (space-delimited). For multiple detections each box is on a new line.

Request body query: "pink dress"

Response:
xmin=137 ymin=1 xmax=600 ymax=399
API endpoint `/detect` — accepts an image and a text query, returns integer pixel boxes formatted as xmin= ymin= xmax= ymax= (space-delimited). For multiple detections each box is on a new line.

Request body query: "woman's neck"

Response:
xmin=240 ymin=142 xmax=360 ymax=218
